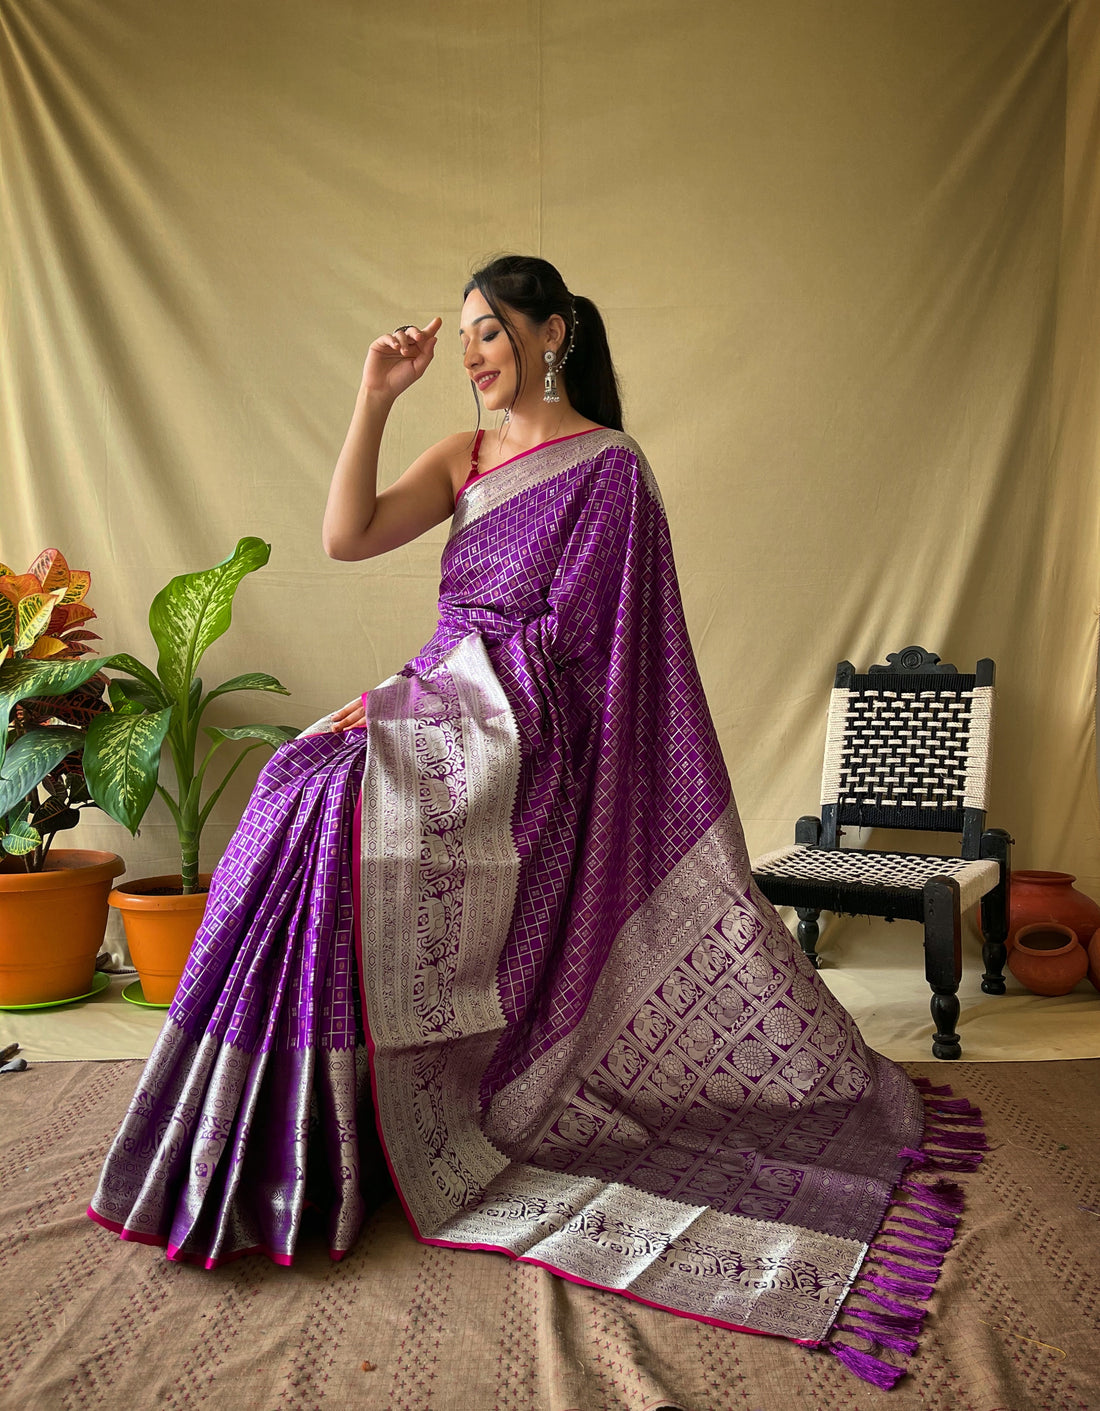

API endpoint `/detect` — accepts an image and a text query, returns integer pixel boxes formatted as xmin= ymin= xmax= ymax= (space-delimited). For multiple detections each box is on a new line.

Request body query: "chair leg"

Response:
xmin=979 ymin=827 xmax=1012 ymax=995
xmin=924 ymin=877 xmax=963 ymax=1060
xmin=794 ymin=908 xmax=821 ymax=967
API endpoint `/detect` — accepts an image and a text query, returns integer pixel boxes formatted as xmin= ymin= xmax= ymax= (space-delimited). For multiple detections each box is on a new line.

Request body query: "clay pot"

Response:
xmin=0 ymin=850 xmax=126 ymax=1005
xmin=1087 ymin=928 xmax=1100 ymax=993
xmin=109 ymin=873 xmax=212 ymax=1005
xmin=1007 ymin=871 xmax=1100 ymax=952
xmin=1007 ymin=923 xmax=1088 ymax=996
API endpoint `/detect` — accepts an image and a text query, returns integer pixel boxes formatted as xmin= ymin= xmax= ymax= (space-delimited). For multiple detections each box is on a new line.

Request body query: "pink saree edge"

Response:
xmin=347 ymin=717 xmax=985 ymax=1391
xmin=86 ymin=1206 xmax=304 ymax=1270
xmin=349 ymin=783 xmax=810 ymax=1351
xmin=412 ymin=1230 xmax=789 ymax=1343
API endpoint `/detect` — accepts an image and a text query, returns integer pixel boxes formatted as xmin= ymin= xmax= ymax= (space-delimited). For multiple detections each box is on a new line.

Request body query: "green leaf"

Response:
xmin=149 ymin=538 xmax=270 ymax=705
xmin=84 ymin=707 xmax=173 ymax=833
xmin=108 ymin=679 xmax=147 ymax=715
xmin=107 ymin=675 xmax=164 ymax=712
xmin=203 ymin=672 xmax=290 ymax=707
xmin=0 ymin=656 xmax=108 ymax=736
xmin=99 ymin=653 xmax=171 ymax=707
xmin=2 ymin=816 xmax=41 ymax=856
xmin=203 ymin=723 xmax=299 ymax=749
xmin=0 ymin=726 xmax=85 ymax=816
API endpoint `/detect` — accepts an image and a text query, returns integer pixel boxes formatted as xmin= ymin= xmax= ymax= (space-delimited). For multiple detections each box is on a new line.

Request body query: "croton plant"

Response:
xmin=0 ymin=549 xmax=111 ymax=869
xmin=1 ymin=538 xmax=300 ymax=890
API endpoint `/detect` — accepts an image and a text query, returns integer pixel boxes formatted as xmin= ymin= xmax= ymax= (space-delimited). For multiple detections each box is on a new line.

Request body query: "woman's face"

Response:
xmin=459 ymin=288 xmax=559 ymax=414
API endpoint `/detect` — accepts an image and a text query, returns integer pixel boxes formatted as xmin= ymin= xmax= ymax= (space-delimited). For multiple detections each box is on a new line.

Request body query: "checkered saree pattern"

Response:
xmin=90 ymin=430 xmax=929 ymax=1359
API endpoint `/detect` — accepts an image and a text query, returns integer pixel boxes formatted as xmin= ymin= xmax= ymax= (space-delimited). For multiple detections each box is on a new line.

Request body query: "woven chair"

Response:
xmin=752 ymin=646 xmax=1011 ymax=1060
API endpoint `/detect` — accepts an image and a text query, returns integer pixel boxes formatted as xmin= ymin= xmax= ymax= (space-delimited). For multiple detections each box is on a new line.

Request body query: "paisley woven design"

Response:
xmin=90 ymin=431 xmax=931 ymax=1360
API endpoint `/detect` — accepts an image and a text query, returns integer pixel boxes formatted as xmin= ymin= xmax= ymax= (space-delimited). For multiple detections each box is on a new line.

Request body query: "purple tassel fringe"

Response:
xmin=823 ymin=1077 xmax=986 ymax=1391
xmin=829 ymin=1342 xmax=908 ymax=1389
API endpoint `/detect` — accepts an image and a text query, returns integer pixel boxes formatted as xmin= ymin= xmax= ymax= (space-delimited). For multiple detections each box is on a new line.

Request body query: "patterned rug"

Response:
xmin=1 ymin=1059 xmax=1097 ymax=1411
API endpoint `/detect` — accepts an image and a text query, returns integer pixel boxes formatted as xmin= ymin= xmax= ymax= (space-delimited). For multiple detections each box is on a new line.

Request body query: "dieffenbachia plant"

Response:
xmin=82 ymin=537 xmax=300 ymax=893
xmin=0 ymin=550 xmax=112 ymax=869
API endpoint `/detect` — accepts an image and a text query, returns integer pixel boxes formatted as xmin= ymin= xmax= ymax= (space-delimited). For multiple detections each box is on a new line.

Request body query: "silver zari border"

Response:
xmin=358 ymin=632 xmax=521 ymax=1234
xmin=451 ymin=428 xmax=664 ymax=537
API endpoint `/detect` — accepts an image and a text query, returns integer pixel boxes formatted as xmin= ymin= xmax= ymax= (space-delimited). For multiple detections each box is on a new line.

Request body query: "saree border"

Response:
xmin=356 ymin=631 xmax=521 ymax=1234
xmin=450 ymin=428 xmax=664 ymax=536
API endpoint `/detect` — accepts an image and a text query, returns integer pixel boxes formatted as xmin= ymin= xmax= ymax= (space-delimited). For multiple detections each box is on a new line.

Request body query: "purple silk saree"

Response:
xmin=89 ymin=429 xmax=983 ymax=1388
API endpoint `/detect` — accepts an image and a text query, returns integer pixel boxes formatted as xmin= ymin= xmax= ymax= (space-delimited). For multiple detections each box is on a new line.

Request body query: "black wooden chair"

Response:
xmin=751 ymin=646 xmax=1011 ymax=1059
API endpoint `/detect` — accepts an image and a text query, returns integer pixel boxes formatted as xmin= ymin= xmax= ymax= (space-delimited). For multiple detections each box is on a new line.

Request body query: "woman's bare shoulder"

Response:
xmin=424 ymin=429 xmax=481 ymax=499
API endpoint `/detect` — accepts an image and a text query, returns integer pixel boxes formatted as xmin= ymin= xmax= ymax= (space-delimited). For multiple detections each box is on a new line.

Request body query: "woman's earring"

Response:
xmin=543 ymin=349 xmax=559 ymax=404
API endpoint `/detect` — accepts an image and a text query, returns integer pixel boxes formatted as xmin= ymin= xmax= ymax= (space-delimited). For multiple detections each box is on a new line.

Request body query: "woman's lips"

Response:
xmin=475 ymin=371 xmax=499 ymax=391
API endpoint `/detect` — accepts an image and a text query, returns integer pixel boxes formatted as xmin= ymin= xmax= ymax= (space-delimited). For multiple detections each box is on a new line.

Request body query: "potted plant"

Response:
xmin=83 ymin=537 xmax=299 ymax=1004
xmin=0 ymin=550 xmax=124 ymax=1006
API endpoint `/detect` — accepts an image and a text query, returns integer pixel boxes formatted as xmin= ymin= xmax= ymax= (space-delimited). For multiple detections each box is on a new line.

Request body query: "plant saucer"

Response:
xmin=121 ymin=979 xmax=171 ymax=1009
xmin=0 ymin=968 xmax=111 ymax=1011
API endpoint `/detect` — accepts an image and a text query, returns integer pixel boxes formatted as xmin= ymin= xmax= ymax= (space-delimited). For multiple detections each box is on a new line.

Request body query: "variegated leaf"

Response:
xmin=204 ymin=671 xmax=290 ymax=705
xmin=0 ymin=726 xmax=85 ymax=816
xmin=0 ymin=574 xmax=40 ymax=600
xmin=30 ymin=794 xmax=78 ymax=831
xmin=108 ymin=681 xmax=145 ymax=716
xmin=20 ymin=674 xmax=110 ymax=731
xmin=84 ymin=706 xmax=172 ymax=832
xmin=61 ymin=569 xmax=91 ymax=604
xmin=0 ymin=656 xmax=108 ymax=741
xmin=15 ymin=593 xmax=57 ymax=651
xmin=100 ymin=652 xmax=171 ymax=707
xmin=28 ymin=548 xmax=69 ymax=594
xmin=204 ymin=722 xmax=299 ymax=749
xmin=2 ymin=816 xmax=41 ymax=856
xmin=108 ymin=676 xmax=163 ymax=712
xmin=0 ymin=595 xmax=15 ymax=654
xmin=26 ymin=635 xmax=68 ymax=659
xmin=48 ymin=602 xmax=95 ymax=634
xmin=149 ymin=537 xmax=270 ymax=704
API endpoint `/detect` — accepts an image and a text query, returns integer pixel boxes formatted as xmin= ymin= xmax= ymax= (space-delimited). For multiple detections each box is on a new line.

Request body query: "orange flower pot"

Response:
xmin=0 ymin=850 xmax=126 ymax=1005
xmin=108 ymin=874 xmax=212 ymax=1006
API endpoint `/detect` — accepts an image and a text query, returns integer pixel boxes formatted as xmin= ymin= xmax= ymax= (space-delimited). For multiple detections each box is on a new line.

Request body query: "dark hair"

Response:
xmin=463 ymin=255 xmax=623 ymax=431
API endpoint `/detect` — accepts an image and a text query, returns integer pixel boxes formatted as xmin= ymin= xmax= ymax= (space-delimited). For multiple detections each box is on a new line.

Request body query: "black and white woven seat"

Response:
xmin=752 ymin=646 xmax=1011 ymax=1060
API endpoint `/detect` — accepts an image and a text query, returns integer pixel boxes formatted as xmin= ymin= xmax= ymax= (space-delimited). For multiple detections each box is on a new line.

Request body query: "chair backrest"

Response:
xmin=819 ymin=646 xmax=994 ymax=857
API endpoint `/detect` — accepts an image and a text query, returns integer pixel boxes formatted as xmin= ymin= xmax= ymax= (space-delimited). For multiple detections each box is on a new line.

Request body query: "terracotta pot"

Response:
xmin=109 ymin=873 xmax=212 ymax=1005
xmin=0 ymin=850 xmax=126 ymax=1005
xmin=1007 ymin=923 xmax=1088 ymax=996
xmin=1087 ymin=928 xmax=1100 ymax=993
xmin=1007 ymin=870 xmax=1100 ymax=952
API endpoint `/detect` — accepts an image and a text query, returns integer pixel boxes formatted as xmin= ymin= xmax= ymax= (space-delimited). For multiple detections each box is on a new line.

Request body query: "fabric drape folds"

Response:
xmin=90 ymin=431 xmax=982 ymax=1384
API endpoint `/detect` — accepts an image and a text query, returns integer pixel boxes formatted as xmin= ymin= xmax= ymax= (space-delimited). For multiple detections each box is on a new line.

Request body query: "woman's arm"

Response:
xmin=322 ymin=318 xmax=462 ymax=561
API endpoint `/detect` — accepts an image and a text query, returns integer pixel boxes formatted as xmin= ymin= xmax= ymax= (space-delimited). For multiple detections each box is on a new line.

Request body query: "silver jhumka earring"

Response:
xmin=543 ymin=349 xmax=559 ymax=404
xmin=542 ymin=302 xmax=579 ymax=404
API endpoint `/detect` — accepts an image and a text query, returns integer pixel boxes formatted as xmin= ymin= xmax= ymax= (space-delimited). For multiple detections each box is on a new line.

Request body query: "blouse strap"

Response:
xmin=470 ymin=428 xmax=486 ymax=475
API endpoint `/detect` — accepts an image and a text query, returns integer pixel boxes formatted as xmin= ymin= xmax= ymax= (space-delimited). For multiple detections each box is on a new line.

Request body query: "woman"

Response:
xmin=89 ymin=256 xmax=979 ymax=1389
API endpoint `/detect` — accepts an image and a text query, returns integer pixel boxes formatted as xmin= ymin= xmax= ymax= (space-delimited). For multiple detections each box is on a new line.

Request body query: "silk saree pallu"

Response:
xmin=89 ymin=430 xmax=985 ymax=1389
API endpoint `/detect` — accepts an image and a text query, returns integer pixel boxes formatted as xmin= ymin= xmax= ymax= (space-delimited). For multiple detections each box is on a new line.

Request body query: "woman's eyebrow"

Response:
xmin=458 ymin=314 xmax=497 ymax=335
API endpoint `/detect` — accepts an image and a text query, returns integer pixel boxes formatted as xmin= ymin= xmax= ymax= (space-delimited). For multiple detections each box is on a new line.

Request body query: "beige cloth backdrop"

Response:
xmin=3 ymin=2 xmax=1099 ymax=962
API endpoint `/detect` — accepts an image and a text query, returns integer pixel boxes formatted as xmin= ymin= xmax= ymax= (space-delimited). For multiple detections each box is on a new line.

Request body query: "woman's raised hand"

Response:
xmin=361 ymin=317 xmax=442 ymax=401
